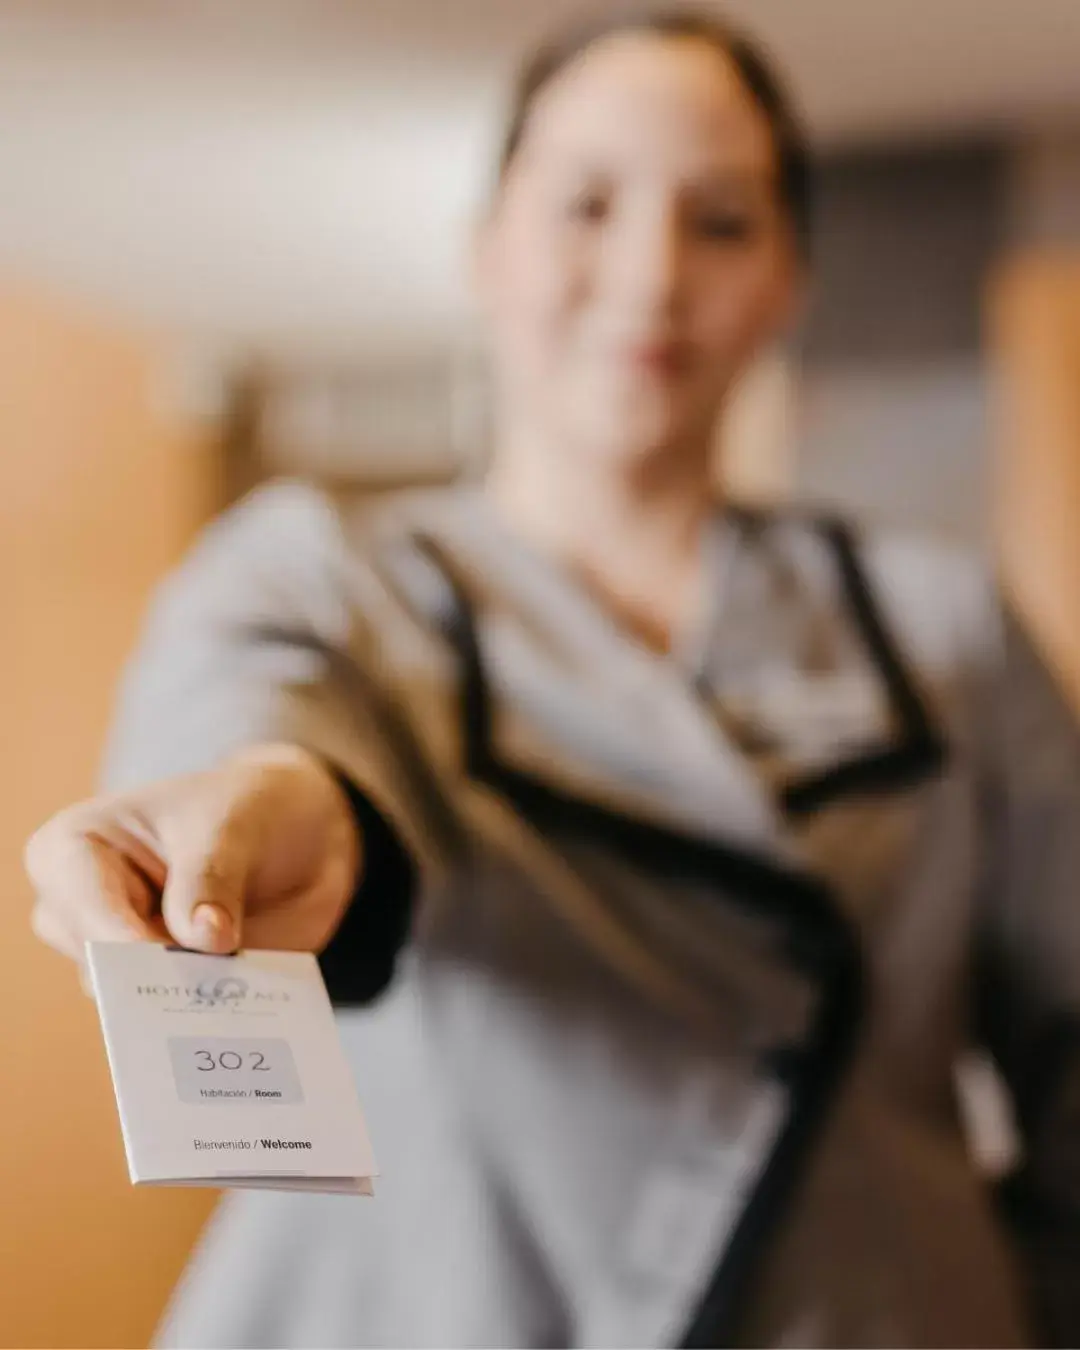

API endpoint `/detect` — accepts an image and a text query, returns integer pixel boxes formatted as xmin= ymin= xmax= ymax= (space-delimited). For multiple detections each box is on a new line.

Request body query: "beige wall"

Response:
xmin=988 ymin=252 xmax=1080 ymax=709
xmin=0 ymin=281 xmax=219 ymax=1348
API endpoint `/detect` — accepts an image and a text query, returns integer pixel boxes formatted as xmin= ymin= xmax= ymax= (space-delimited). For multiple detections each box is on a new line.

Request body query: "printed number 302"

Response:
xmin=193 ymin=1050 xmax=270 ymax=1072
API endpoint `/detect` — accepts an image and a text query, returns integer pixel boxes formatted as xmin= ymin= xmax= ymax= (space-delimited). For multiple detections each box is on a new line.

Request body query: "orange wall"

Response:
xmin=989 ymin=252 xmax=1080 ymax=709
xmin=0 ymin=282 xmax=220 ymax=1348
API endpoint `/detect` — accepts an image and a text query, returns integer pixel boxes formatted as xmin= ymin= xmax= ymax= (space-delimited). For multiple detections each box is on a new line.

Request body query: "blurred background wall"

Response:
xmin=0 ymin=2 xmax=1078 ymax=1346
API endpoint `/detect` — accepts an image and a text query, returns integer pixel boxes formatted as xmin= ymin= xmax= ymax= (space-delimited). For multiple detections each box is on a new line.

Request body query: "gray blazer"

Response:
xmin=101 ymin=481 xmax=1080 ymax=1348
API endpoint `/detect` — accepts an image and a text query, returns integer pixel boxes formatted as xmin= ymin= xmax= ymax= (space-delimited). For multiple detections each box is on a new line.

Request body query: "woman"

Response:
xmin=25 ymin=8 xmax=1080 ymax=1348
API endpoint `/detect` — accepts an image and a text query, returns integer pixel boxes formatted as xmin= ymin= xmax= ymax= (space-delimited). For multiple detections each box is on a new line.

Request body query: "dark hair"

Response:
xmin=496 ymin=5 xmax=812 ymax=262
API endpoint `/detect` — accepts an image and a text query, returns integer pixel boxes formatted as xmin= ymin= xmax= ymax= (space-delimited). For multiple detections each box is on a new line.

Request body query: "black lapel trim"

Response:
xmin=413 ymin=535 xmax=867 ymax=1347
xmin=678 ymin=945 xmax=863 ymax=1348
xmin=774 ymin=516 xmax=947 ymax=818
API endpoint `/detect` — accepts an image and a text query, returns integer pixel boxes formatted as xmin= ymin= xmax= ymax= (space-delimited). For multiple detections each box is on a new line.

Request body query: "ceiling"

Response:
xmin=1 ymin=0 xmax=1078 ymax=356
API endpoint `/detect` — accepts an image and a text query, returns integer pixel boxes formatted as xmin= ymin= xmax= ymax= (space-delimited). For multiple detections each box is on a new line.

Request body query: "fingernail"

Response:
xmin=192 ymin=902 xmax=237 ymax=951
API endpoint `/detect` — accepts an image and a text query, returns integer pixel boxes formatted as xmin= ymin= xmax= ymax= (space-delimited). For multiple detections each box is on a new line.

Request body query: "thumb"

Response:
xmin=160 ymin=814 xmax=252 ymax=954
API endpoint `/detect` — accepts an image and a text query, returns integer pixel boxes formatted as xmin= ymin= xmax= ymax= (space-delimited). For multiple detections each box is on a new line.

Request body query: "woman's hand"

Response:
xmin=25 ymin=744 xmax=361 ymax=976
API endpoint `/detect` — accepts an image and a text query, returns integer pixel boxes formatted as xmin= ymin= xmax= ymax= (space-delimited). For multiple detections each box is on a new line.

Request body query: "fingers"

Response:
xmin=27 ymin=816 xmax=156 ymax=940
xmin=26 ymin=748 xmax=356 ymax=967
xmin=29 ymin=904 xmax=95 ymax=997
xmin=29 ymin=895 xmax=84 ymax=962
xmin=26 ymin=814 xmax=159 ymax=975
xmin=157 ymin=809 xmax=253 ymax=954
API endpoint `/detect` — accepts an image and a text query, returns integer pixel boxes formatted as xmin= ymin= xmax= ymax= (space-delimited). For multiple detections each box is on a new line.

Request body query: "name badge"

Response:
xmin=87 ymin=941 xmax=377 ymax=1196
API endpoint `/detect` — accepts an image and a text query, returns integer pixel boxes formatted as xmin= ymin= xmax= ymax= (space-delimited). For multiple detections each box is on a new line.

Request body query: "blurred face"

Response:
xmin=475 ymin=31 xmax=802 ymax=466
